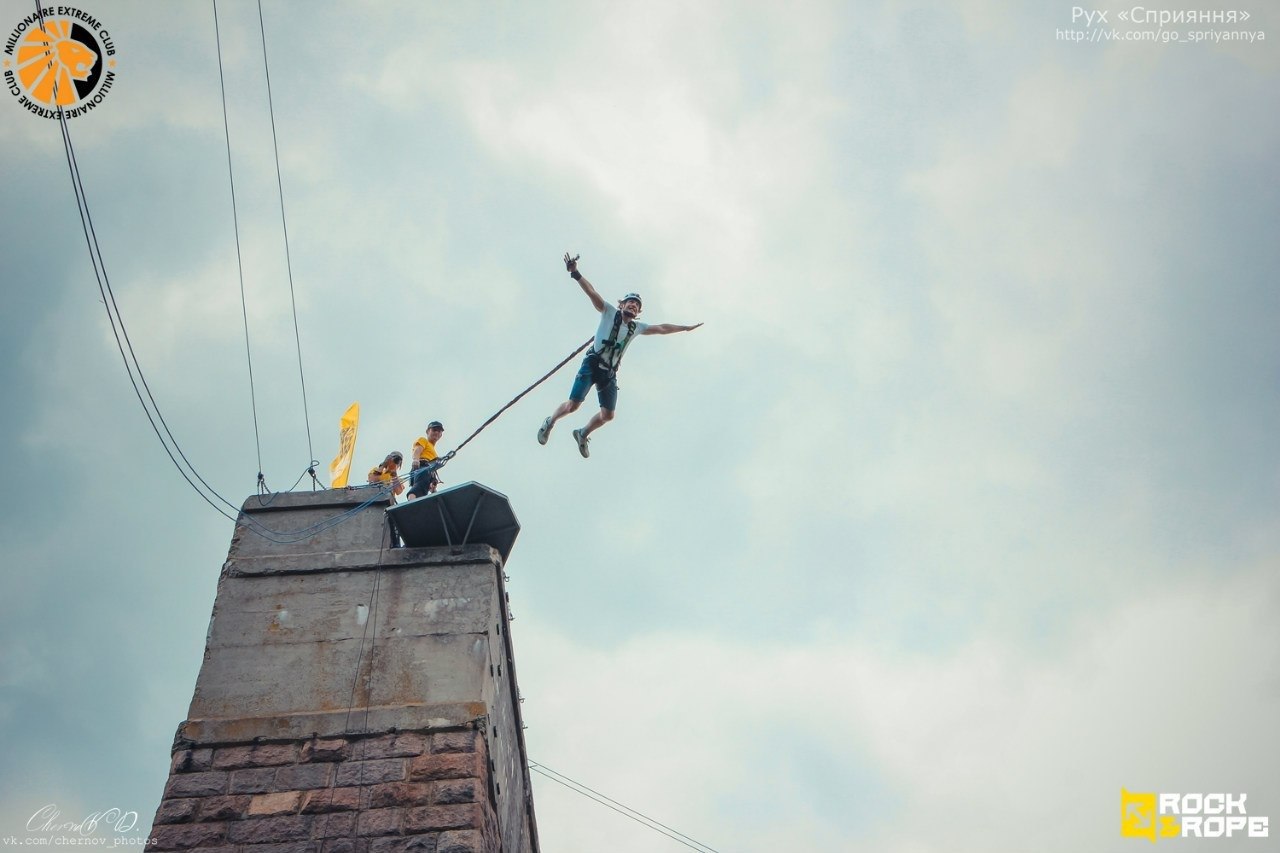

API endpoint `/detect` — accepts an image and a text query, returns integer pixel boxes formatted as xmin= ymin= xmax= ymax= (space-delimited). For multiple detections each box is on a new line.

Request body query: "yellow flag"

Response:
xmin=328 ymin=402 xmax=360 ymax=487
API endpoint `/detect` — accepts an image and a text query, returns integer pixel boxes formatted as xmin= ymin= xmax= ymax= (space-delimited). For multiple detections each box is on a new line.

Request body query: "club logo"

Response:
xmin=4 ymin=7 xmax=117 ymax=118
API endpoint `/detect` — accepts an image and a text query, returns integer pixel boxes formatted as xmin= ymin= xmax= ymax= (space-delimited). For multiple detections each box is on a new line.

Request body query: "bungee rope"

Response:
xmin=425 ymin=336 xmax=593 ymax=476
xmin=226 ymin=322 xmax=592 ymax=540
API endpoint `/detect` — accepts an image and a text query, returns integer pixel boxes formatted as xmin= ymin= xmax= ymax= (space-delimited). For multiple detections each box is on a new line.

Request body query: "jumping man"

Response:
xmin=537 ymin=253 xmax=702 ymax=458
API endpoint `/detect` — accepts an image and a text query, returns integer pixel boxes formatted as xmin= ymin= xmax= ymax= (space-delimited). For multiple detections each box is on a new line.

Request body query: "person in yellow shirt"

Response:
xmin=406 ymin=421 xmax=444 ymax=499
xmin=366 ymin=451 xmax=405 ymax=502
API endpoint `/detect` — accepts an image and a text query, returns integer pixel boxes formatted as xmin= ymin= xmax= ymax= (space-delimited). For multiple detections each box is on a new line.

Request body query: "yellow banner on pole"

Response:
xmin=328 ymin=402 xmax=360 ymax=488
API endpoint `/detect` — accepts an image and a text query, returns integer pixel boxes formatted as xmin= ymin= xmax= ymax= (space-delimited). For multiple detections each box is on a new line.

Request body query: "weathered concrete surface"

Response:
xmin=186 ymin=558 xmax=503 ymax=738
xmin=229 ymin=488 xmax=396 ymax=564
xmin=155 ymin=489 xmax=539 ymax=852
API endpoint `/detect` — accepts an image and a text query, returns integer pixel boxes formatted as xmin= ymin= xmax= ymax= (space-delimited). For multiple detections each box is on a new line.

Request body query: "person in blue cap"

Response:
xmin=537 ymin=253 xmax=702 ymax=458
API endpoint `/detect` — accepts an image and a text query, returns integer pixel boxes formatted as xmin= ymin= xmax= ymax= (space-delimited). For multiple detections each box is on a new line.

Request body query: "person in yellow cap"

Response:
xmin=406 ymin=421 xmax=445 ymax=498
xmin=537 ymin=253 xmax=702 ymax=458
xmin=367 ymin=451 xmax=405 ymax=502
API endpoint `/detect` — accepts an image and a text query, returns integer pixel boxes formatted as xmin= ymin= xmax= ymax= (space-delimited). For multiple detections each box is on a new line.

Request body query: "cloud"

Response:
xmin=518 ymin=563 xmax=1280 ymax=852
xmin=427 ymin=0 xmax=863 ymax=331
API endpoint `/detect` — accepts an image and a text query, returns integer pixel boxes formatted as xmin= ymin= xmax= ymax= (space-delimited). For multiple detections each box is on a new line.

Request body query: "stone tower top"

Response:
xmin=148 ymin=486 xmax=540 ymax=853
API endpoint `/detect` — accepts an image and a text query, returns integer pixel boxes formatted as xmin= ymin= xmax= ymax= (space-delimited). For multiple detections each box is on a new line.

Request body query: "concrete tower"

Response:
xmin=146 ymin=485 xmax=539 ymax=853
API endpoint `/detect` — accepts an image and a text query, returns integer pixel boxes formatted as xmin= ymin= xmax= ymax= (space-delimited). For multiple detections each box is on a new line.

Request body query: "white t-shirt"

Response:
xmin=591 ymin=307 xmax=649 ymax=369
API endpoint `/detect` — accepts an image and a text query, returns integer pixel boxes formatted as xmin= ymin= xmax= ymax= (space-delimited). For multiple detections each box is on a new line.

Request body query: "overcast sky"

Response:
xmin=1 ymin=1 xmax=1277 ymax=851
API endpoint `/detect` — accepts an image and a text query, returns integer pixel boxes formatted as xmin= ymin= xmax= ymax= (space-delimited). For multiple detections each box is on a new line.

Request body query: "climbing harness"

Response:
xmin=593 ymin=310 xmax=638 ymax=374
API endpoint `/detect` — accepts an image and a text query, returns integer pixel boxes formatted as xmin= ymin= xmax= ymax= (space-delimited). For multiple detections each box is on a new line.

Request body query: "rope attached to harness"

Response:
xmin=428 ymin=337 xmax=593 ymax=474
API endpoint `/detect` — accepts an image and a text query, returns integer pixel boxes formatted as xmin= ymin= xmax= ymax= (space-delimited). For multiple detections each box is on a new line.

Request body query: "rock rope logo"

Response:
xmin=1122 ymin=788 xmax=1270 ymax=842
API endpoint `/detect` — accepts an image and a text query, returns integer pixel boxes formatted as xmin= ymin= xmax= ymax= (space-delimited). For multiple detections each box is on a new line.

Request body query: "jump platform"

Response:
xmin=386 ymin=481 xmax=521 ymax=563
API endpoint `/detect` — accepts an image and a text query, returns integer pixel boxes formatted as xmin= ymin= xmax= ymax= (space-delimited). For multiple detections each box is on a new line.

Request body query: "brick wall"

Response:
xmin=148 ymin=728 xmax=500 ymax=853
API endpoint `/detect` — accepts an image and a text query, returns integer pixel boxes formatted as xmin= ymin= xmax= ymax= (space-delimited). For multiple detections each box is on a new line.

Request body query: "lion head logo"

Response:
xmin=16 ymin=18 xmax=100 ymax=107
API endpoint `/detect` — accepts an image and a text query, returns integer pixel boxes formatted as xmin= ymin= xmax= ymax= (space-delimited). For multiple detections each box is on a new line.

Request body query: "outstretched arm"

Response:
xmin=564 ymin=252 xmax=606 ymax=313
xmin=641 ymin=322 xmax=703 ymax=335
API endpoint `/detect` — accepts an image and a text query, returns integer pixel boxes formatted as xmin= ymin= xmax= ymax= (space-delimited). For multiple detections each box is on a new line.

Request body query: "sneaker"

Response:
xmin=572 ymin=428 xmax=590 ymax=458
xmin=537 ymin=416 xmax=554 ymax=445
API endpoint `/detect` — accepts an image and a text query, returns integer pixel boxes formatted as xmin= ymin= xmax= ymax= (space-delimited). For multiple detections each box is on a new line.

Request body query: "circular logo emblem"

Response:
xmin=4 ymin=10 xmax=117 ymax=118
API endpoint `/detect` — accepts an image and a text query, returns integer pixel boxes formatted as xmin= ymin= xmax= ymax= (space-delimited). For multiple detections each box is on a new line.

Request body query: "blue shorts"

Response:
xmin=407 ymin=465 xmax=438 ymax=498
xmin=569 ymin=354 xmax=618 ymax=411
